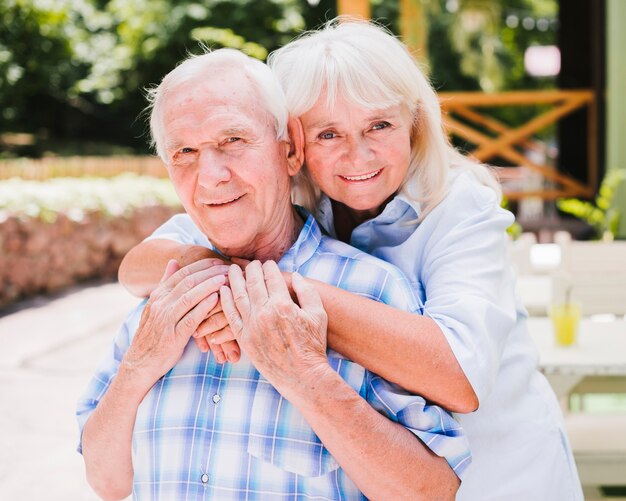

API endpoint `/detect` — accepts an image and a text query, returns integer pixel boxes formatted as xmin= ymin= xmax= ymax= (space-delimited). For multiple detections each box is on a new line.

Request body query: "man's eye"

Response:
xmin=318 ymin=131 xmax=337 ymax=140
xmin=225 ymin=137 xmax=241 ymax=144
xmin=371 ymin=121 xmax=391 ymax=131
xmin=178 ymin=147 xmax=195 ymax=154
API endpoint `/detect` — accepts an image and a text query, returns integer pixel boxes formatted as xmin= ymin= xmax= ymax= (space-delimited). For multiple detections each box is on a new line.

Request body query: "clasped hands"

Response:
xmin=124 ymin=258 xmax=329 ymax=395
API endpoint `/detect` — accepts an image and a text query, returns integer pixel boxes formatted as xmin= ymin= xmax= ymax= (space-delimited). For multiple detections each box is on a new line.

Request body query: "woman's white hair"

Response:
xmin=147 ymin=48 xmax=289 ymax=162
xmin=268 ymin=17 xmax=501 ymax=217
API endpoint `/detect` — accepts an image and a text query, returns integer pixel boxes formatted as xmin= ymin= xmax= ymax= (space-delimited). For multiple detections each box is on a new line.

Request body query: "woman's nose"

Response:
xmin=345 ymin=137 xmax=375 ymax=166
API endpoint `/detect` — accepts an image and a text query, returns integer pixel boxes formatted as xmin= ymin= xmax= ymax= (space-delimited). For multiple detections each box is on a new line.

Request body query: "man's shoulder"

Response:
xmin=307 ymin=234 xmax=421 ymax=312
xmin=316 ymin=234 xmax=397 ymax=269
xmin=120 ymin=299 xmax=148 ymax=342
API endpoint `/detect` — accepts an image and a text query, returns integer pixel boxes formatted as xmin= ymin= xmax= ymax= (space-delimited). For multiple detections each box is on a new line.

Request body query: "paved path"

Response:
xmin=0 ymin=281 xmax=138 ymax=501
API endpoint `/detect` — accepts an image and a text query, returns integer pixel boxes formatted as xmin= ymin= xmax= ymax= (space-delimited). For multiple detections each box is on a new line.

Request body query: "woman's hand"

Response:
xmin=193 ymin=302 xmax=241 ymax=363
xmin=192 ymin=257 xmax=251 ymax=364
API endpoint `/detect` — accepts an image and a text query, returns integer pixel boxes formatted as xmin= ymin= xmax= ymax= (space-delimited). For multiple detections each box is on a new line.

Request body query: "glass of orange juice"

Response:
xmin=549 ymin=302 xmax=581 ymax=346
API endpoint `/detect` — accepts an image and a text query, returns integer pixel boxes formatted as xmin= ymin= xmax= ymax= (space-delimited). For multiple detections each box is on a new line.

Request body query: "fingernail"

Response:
xmin=216 ymin=353 xmax=225 ymax=364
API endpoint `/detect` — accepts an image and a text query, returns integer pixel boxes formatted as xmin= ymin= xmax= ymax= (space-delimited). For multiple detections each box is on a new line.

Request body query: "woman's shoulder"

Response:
xmin=445 ymin=167 xmax=501 ymax=210
xmin=422 ymin=167 xmax=511 ymax=230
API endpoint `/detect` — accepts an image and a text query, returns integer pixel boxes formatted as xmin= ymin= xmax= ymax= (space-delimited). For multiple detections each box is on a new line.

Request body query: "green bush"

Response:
xmin=557 ymin=169 xmax=626 ymax=240
xmin=0 ymin=173 xmax=180 ymax=223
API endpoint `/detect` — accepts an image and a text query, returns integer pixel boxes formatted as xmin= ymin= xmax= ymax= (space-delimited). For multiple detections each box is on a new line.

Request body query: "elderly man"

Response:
xmin=77 ymin=49 xmax=469 ymax=501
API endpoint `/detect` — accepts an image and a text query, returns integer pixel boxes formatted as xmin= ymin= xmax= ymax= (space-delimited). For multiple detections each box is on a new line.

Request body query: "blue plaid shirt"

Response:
xmin=77 ymin=212 xmax=471 ymax=500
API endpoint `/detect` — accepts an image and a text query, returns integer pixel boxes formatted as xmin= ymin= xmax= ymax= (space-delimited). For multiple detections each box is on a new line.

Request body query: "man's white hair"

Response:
xmin=147 ymin=48 xmax=289 ymax=162
xmin=268 ymin=17 xmax=500 ymax=217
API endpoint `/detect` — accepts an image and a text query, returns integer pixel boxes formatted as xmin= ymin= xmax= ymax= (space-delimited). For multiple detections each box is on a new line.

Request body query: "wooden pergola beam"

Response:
xmin=337 ymin=0 xmax=370 ymax=19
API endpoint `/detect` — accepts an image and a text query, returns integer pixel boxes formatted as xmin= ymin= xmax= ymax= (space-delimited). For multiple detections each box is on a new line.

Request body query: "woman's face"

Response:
xmin=300 ymin=92 xmax=413 ymax=216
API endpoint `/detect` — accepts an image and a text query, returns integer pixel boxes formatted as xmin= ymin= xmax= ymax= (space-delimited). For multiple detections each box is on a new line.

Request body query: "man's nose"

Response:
xmin=197 ymin=149 xmax=232 ymax=187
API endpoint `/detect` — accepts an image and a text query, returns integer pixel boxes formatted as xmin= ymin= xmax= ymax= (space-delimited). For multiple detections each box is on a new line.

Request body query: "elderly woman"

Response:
xmin=119 ymin=19 xmax=582 ymax=500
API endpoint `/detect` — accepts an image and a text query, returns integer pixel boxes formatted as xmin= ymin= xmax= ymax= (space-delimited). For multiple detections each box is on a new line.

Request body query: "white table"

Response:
xmin=527 ymin=317 xmax=626 ymax=397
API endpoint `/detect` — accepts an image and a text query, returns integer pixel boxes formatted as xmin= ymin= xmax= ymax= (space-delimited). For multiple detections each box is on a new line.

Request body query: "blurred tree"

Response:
xmin=0 ymin=0 xmax=559 ymax=157
xmin=0 ymin=0 xmax=90 ymax=142
xmin=0 ymin=0 xmax=313 ymax=156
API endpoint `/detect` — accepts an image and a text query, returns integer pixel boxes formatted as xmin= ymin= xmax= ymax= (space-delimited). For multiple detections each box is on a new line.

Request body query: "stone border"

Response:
xmin=0 ymin=206 xmax=181 ymax=308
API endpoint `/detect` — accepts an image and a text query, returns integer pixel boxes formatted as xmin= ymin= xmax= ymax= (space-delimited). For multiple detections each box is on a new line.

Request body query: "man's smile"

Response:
xmin=204 ymin=194 xmax=244 ymax=207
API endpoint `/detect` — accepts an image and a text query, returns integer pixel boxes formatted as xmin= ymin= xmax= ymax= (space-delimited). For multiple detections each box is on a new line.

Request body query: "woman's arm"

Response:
xmin=120 ymin=239 xmax=477 ymax=412
xmin=118 ymin=239 xmax=225 ymax=296
xmin=221 ymin=262 xmax=462 ymax=500
xmin=314 ymin=280 xmax=477 ymax=413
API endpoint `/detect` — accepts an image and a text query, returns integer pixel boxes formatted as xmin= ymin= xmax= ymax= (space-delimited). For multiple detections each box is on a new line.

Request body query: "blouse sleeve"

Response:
xmin=418 ymin=174 xmax=519 ymax=407
xmin=144 ymin=213 xmax=210 ymax=247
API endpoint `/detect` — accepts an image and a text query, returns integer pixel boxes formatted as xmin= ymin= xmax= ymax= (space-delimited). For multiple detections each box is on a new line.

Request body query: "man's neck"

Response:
xmin=221 ymin=207 xmax=304 ymax=263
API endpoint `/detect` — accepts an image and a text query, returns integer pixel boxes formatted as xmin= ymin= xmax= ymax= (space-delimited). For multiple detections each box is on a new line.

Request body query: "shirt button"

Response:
xmin=201 ymin=473 xmax=209 ymax=484
xmin=212 ymin=394 xmax=221 ymax=404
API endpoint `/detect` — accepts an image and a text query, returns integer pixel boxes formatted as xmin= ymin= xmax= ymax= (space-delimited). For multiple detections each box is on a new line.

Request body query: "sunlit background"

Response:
xmin=1 ymin=1 xmax=625 ymax=499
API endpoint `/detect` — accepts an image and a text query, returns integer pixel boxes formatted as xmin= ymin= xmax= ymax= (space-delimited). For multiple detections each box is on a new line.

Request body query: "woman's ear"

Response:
xmin=286 ymin=117 xmax=305 ymax=177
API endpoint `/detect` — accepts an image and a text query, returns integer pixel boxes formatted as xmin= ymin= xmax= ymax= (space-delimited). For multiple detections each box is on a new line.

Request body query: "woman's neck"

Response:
xmin=331 ymin=200 xmax=383 ymax=243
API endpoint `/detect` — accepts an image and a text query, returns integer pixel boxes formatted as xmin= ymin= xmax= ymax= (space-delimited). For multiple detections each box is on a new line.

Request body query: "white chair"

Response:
xmin=565 ymin=413 xmax=626 ymax=488
xmin=549 ymin=265 xmax=626 ymax=490
xmin=551 ymin=272 xmax=626 ymax=316
xmin=554 ymin=230 xmax=626 ymax=275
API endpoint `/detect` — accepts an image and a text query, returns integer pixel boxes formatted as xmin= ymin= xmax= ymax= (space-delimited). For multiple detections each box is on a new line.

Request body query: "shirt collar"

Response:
xmin=279 ymin=207 xmax=322 ymax=273
xmin=315 ymin=191 xmax=420 ymax=234
xmin=314 ymin=195 xmax=337 ymax=238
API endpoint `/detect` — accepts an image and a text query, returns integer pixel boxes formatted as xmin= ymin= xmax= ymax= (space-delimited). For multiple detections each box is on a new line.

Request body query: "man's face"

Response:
xmin=161 ymin=70 xmax=294 ymax=258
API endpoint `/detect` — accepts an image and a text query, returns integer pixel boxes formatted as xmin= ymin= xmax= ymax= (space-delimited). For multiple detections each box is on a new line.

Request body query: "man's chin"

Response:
xmin=201 ymin=227 xmax=254 ymax=258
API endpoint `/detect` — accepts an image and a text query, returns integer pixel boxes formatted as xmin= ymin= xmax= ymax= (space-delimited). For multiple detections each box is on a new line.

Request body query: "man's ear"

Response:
xmin=286 ymin=117 xmax=305 ymax=177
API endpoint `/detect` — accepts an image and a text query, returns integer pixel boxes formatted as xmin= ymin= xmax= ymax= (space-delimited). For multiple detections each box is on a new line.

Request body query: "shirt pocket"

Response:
xmin=247 ymin=356 xmax=367 ymax=477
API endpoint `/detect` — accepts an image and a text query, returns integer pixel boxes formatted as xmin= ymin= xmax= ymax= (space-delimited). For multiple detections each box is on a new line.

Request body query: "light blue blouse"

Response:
xmin=146 ymin=170 xmax=583 ymax=500
xmin=315 ymin=170 xmax=583 ymax=501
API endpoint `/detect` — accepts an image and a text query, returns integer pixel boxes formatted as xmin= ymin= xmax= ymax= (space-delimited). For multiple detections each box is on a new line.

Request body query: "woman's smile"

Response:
xmin=339 ymin=168 xmax=383 ymax=182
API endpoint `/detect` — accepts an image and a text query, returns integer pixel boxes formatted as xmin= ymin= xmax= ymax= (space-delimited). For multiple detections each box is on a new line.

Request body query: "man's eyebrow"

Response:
xmin=220 ymin=126 xmax=250 ymax=136
xmin=165 ymin=138 xmax=187 ymax=152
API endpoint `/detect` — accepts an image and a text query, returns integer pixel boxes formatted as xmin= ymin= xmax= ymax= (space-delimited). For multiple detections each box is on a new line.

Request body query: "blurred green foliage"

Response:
xmin=0 ymin=0 xmax=556 ymax=157
xmin=0 ymin=0 xmax=317 ymax=156
xmin=557 ymin=170 xmax=626 ymax=240
xmin=501 ymin=195 xmax=522 ymax=239
xmin=0 ymin=173 xmax=180 ymax=222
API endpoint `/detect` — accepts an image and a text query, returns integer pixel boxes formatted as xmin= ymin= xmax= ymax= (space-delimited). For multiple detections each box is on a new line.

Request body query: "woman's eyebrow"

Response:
xmin=306 ymin=119 xmax=338 ymax=130
xmin=366 ymin=111 xmax=400 ymax=121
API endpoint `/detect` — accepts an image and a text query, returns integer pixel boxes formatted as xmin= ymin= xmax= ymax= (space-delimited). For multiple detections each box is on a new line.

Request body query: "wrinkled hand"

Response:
xmin=220 ymin=260 xmax=329 ymax=400
xmin=192 ymin=302 xmax=240 ymax=363
xmin=192 ymin=257 xmax=252 ymax=364
xmin=122 ymin=258 xmax=228 ymax=388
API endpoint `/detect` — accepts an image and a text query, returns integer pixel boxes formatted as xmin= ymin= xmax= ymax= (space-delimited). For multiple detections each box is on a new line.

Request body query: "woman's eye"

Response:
xmin=318 ymin=131 xmax=337 ymax=140
xmin=178 ymin=147 xmax=195 ymax=154
xmin=225 ymin=137 xmax=241 ymax=144
xmin=371 ymin=121 xmax=391 ymax=131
